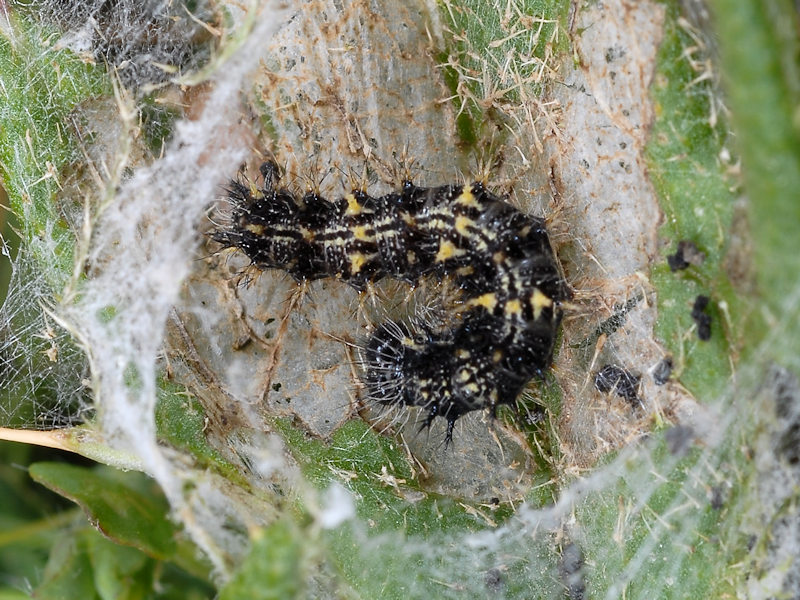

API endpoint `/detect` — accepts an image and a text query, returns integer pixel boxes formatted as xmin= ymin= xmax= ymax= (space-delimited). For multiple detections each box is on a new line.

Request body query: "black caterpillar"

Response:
xmin=213 ymin=161 xmax=568 ymax=443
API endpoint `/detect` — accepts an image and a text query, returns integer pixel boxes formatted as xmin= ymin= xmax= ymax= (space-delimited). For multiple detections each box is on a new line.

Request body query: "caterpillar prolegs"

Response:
xmin=213 ymin=161 xmax=568 ymax=443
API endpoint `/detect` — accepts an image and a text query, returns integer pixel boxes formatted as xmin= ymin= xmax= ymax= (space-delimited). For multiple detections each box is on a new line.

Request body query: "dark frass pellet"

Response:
xmin=594 ymin=364 xmax=640 ymax=405
xmin=667 ymin=240 xmax=705 ymax=272
xmin=691 ymin=294 xmax=712 ymax=341
xmin=652 ymin=356 xmax=673 ymax=385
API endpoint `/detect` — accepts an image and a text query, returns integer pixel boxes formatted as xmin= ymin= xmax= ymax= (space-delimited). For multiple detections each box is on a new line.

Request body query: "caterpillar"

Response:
xmin=213 ymin=160 xmax=568 ymax=443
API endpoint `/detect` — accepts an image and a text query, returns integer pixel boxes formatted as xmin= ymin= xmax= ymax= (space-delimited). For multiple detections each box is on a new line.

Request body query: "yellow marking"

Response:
xmin=530 ymin=288 xmax=554 ymax=319
xmin=352 ymin=225 xmax=371 ymax=241
xmin=456 ymin=266 xmax=475 ymax=276
xmin=465 ymin=383 xmax=480 ymax=394
xmin=344 ymin=193 xmax=362 ymax=216
xmin=407 ymin=250 xmax=417 ymax=264
xmin=327 ymin=236 xmax=353 ymax=247
xmin=505 ymin=299 xmax=523 ymax=317
xmin=492 ymin=251 xmax=506 ymax=264
xmin=480 ymin=228 xmax=496 ymax=242
xmin=492 ymin=350 xmax=503 ymax=363
xmin=299 ymin=227 xmax=314 ymax=241
xmin=455 ymin=184 xmax=480 ymax=208
xmin=349 ymin=252 xmax=368 ymax=273
xmin=244 ymin=223 xmax=265 ymax=235
xmin=454 ymin=214 xmax=473 ymax=236
xmin=401 ymin=213 xmax=416 ymax=226
xmin=467 ymin=293 xmax=498 ymax=311
xmin=457 ymin=349 xmax=471 ymax=359
xmin=428 ymin=218 xmax=451 ymax=231
xmin=457 ymin=369 xmax=471 ymax=383
xmin=435 ymin=239 xmax=457 ymax=262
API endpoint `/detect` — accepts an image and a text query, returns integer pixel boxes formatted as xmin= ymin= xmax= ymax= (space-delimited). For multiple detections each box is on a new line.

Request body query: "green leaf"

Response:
xmin=33 ymin=529 xmax=99 ymax=600
xmin=276 ymin=418 xmax=509 ymax=534
xmin=0 ymin=590 xmax=31 ymax=600
xmin=85 ymin=532 xmax=151 ymax=600
xmin=218 ymin=522 xmax=303 ymax=600
xmin=275 ymin=419 xmax=543 ymax=598
xmin=0 ymin=14 xmax=106 ymax=285
xmin=35 ymin=526 xmax=154 ymax=600
xmin=155 ymin=378 xmax=244 ymax=485
xmin=575 ymin=433 xmax=738 ymax=598
xmin=646 ymin=6 xmax=742 ymax=399
xmin=438 ymin=0 xmax=570 ymax=146
xmin=28 ymin=463 xmax=177 ymax=560
xmin=32 ymin=524 xmax=213 ymax=600
xmin=709 ymin=0 xmax=800 ymax=346
xmin=0 ymin=441 xmax=83 ymax=589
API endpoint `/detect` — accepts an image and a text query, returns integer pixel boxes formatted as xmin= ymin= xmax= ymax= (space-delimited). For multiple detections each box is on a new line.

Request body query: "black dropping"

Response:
xmin=691 ymin=295 xmax=712 ymax=341
xmin=667 ymin=240 xmax=706 ymax=272
xmin=771 ymin=365 xmax=800 ymax=465
xmin=709 ymin=485 xmax=725 ymax=510
xmin=667 ymin=252 xmax=688 ymax=271
xmin=521 ymin=403 xmax=547 ymax=426
xmin=573 ymin=294 xmax=640 ymax=351
xmin=665 ymin=424 xmax=695 ymax=456
xmin=594 ymin=364 xmax=640 ymax=405
xmin=484 ymin=568 xmax=504 ymax=594
xmin=652 ymin=356 xmax=673 ymax=385
xmin=560 ymin=542 xmax=586 ymax=600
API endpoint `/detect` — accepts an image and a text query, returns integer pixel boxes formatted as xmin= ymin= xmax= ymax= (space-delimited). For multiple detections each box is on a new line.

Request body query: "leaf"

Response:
xmin=0 ymin=13 xmax=105 ymax=281
xmin=86 ymin=532 xmax=151 ymax=600
xmin=0 ymin=590 xmax=31 ymax=600
xmin=34 ymin=526 xmax=153 ymax=600
xmin=28 ymin=463 xmax=177 ymax=560
xmin=218 ymin=522 xmax=303 ymax=600
xmin=647 ymin=6 xmax=740 ymax=399
xmin=709 ymin=0 xmax=800 ymax=344
xmin=32 ymin=525 xmax=211 ymax=600
xmin=33 ymin=529 xmax=99 ymax=600
xmin=275 ymin=419 xmax=536 ymax=598
xmin=155 ymin=378 xmax=244 ymax=484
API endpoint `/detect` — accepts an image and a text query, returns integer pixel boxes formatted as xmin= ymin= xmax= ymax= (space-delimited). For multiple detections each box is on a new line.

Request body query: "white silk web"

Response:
xmin=0 ymin=1 xmax=797 ymax=596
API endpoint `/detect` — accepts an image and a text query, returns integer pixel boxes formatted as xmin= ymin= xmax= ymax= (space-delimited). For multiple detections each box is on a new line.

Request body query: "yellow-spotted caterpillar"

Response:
xmin=213 ymin=161 xmax=568 ymax=443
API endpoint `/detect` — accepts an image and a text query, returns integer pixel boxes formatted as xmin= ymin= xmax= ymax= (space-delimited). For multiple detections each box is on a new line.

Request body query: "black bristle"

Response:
xmin=213 ymin=160 xmax=568 ymax=442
